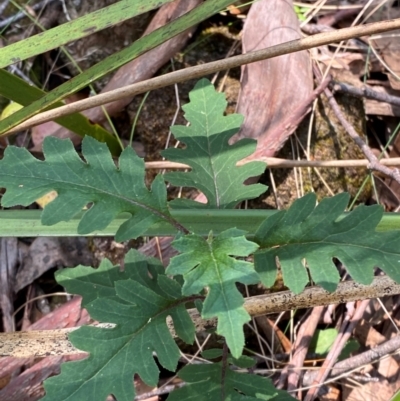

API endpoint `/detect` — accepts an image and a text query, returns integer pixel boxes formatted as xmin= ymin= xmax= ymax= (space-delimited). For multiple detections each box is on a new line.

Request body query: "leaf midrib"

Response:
xmin=69 ymin=297 xmax=190 ymax=399
xmin=202 ymin=94 xmax=220 ymax=208
xmin=263 ymin=239 xmax=400 ymax=257
xmin=4 ymin=172 xmax=169 ymax=223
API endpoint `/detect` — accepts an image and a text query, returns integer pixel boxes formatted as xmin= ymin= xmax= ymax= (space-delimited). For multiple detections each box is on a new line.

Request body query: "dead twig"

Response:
xmin=135 ymin=383 xmax=185 ymax=401
xmin=0 ymin=0 xmax=11 ymax=16
xmin=332 ymin=81 xmax=400 ymax=107
xmin=0 ymin=0 xmax=58 ymax=29
xmin=145 ymin=157 xmax=400 ymax=170
xmin=1 ymin=276 xmax=399 ymax=358
xmin=304 ymin=299 xmax=370 ymax=401
xmin=277 ymin=306 xmax=325 ymax=394
xmin=303 ymin=334 xmax=400 ymax=386
xmin=320 ymin=76 xmax=400 ymax=186
xmin=4 ymin=18 xmax=400 ymax=134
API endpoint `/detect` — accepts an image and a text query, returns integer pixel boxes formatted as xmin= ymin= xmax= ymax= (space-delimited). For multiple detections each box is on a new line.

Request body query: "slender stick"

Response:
xmin=4 ymin=18 xmax=400 ymax=134
xmin=302 ymin=334 xmax=400 ymax=386
xmin=0 ymin=0 xmax=58 ymax=29
xmin=277 ymin=306 xmax=325 ymax=391
xmin=323 ymin=85 xmax=400 ymax=186
xmin=1 ymin=276 xmax=399 ymax=358
xmin=304 ymin=299 xmax=370 ymax=401
xmin=145 ymin=157 xmax=400 ymax=170
xmin=332 ymin=81 xmax=400 ymax=107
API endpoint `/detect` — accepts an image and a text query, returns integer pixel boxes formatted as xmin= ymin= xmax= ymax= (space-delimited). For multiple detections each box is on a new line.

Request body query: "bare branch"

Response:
xmin=144 ymin=157 xmax=400 ymax=170
xmin=321 ymin=77 xmax=400 ymax=186
xmin=302 ymin=334 xmax=400 ymax=386
xmin=1 ymin=276 xmax=399 ymax=358
xmin=332 ymin=81 xmax=400 ymax=107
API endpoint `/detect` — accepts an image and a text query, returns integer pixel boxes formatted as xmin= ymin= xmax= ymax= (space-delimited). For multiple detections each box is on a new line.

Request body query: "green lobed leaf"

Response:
xmin=0 ymin=136 xmax=173 ymax=241
xmin=162 ymin=78 xmax=267 ymax=209
xmin=254 ymin=192 xmax=400 ymax=294
xmin=43 ymin=249 xmax=195 ymax=401
xmin=230 ymin=355 xmax=257 ymax=369
xmin=166 ymin=228 xmax=259 ymax=358
xmin=168 ymin=359 xmax=294 ymax=401
xmin=56 ymin=249 xmax=166 ymax=307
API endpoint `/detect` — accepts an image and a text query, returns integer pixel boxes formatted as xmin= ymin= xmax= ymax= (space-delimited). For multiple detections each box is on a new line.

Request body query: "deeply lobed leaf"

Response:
xmin=0 ymin=136 xmax=173 ymax=241
xmin=254 ymin=192 xmax=400 ymax=293
xmin=162 ymin=78 xmax=267 ymax=209
xmin=43 ymin=250 xmax=195 ymax=401
xmin=55 ymin=249 xmax=167 ymax=307
xmin=166 ymin=228 xmax=259 ymax=358
xmin=168 ymin=354 xmax=294 ymax=401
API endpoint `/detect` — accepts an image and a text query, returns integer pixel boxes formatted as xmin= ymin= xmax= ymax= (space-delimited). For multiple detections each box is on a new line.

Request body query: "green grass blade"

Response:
xmin=0 ymin=0 xmax=235 ymax=135
xmin=0 ymin=69 xmax=121 ymax=155
xmin=0 ymin=0 xmax=175 ymax=68
xmin=1 ymin=209 xmax=399 ymax=237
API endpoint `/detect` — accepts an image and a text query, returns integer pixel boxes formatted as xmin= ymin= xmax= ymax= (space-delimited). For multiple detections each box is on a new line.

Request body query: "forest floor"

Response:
xmin=0 ymin=1 xmax=400 ymax=400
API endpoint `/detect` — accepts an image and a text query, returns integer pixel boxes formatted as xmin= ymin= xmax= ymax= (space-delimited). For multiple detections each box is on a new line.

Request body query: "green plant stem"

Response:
xmin=129 ymin=91 xmax=150 ymax=147
xmin=1 ymin=209 xmax=399 ymax=237
xmin=221 ymin=342 xmax=229 ymax=401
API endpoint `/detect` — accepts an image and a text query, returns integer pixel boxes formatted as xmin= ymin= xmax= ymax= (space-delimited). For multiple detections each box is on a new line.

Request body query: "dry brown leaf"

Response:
xmin=371 ymin=32 xmax=400 ymax=90
xmin=235 ymin=0 xmax=313 ymax=154
xmin=342 ymin=376 xmax=399 ymax=401
xmin=15 ymin=237 xmax=93 ymax=293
